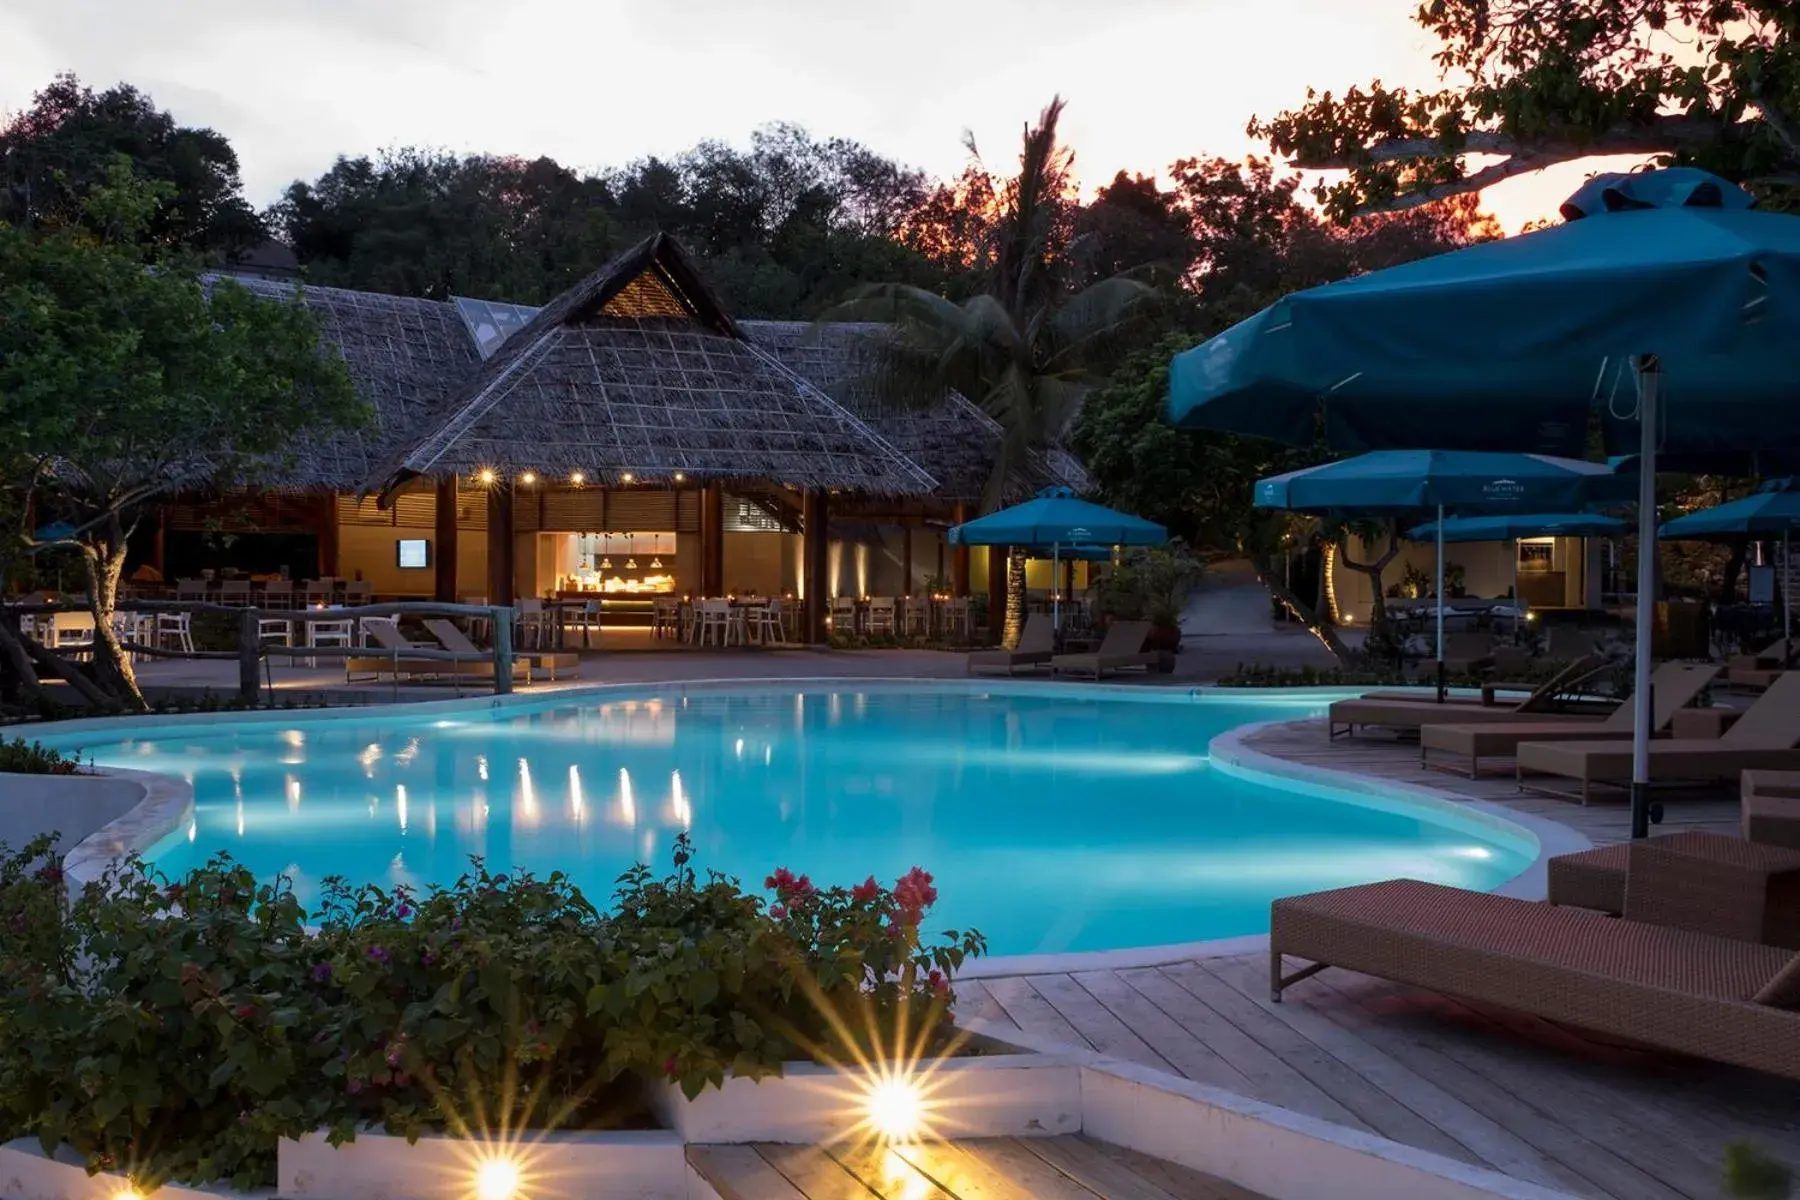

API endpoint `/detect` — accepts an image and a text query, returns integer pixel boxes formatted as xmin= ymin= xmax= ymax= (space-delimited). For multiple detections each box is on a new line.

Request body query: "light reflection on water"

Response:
xmin=72 ymin=689 xmax=1531 ymax=956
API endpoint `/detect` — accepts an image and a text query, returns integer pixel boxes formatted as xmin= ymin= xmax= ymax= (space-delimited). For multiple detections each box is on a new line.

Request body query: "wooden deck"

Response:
xmin=1241 ymin=718 xmax=1746 ymax=845
xmin=689 ymin=1136 xmax=1265 ymax=1199
xmin=961 ymin=722 xmax=1798 ymax=1200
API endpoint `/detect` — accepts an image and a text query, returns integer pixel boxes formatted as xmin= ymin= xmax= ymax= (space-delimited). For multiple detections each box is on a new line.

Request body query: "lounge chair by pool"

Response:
xmin=423 ymin=618 xmax=578 ymax=681
xmin=1327 ymin=655 xmax=1609 ymax=740
xmin=1051 ymin=620 xmax=1158 ymax=680
xmin=966 ymin=613 xmax=1055 ymax=676
xmin=1270 ymin=857 xmax=1800 ymax=1080
xmin=1516 ymin=671 xmax=1800 ymax=803
xmin=1419 ymin=662 xmax=1718 ymax=777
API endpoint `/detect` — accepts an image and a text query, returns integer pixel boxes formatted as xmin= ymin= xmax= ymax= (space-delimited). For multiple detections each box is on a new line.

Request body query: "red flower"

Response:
xmin=927 ymin=970 xmax=949 ymax=995
xmin=663 ymin=1056 xmax=679 ymax=1078
xmin=765 ymin=867 xmax=797 ymax=892
xmin=852 ymin=875 xmax=880 ymax=903
xmin=33 ymin=865 xmax=62 ymax=884
xmin=769 ymin=904 xmax=788 ymax=920
xmin=234 ymin=1004 xmax=257 ymax=1021
xmin=893 ymin=867 xmax=938 ymax=926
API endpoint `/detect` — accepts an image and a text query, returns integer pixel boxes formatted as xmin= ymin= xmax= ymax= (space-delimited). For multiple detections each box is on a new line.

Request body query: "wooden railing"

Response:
xmin=4 ymin=600 xmax=518 ymax=706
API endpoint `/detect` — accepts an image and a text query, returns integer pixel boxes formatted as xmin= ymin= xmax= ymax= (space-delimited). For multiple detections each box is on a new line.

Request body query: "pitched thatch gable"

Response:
xmin=363 ymin=234 xmax=935 ymax=497
xmin=219 ymin=276 xmax=478 ymax=489
xmin=738 ymin=320 xmax=1091 ymax=505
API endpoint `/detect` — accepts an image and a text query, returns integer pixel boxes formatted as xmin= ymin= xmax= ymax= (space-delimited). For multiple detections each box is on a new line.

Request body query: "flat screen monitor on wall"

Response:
xmin=397 ymin=539 xmax=430 ymax=570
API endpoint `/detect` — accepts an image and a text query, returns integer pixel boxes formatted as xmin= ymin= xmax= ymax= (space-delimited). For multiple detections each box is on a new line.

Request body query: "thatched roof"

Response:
xmin=362 ymin=234 xmax=935 ymax=497
xmin=738 ymin=320 xmax=1090 ymax=504
xmin=217 ymin=276 xmax=478 ymax=489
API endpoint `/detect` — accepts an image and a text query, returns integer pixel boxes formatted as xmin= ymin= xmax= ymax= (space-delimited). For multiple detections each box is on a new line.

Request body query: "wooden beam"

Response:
xmin=317 ymin=495 xmax=340 ymax=578
xmin=951 ymin=503 xmax=971 ymax=596
xmin=700 ymin=483 xmax=725 ymax=596
xmin=433 ymin=477 xmax=459 ymax=603
xmin=487 ymin=484 xmax=516 ymax=606
xmin=803 ymin=489 xmax=829 ymax=644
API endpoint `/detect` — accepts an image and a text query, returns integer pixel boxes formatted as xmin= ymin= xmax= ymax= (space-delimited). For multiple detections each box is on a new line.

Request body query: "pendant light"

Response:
xmin=599 ymin=531 xmax=612 ymax=571
xmin=625 ymin=532 xmax=638 ymax=571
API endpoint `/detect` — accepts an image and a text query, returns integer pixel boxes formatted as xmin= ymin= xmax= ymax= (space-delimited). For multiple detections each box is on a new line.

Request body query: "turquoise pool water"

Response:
xmin=52 ymin=685 xmax=1534 ymax=958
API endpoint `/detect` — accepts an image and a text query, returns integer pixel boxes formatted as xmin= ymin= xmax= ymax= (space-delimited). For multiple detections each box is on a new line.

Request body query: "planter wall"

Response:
xmin=278 ymin=1129 xmax=688 ymax=1200
xmin=0 ymin=772 xmax=147 ymax=856
xmin=648 ymin=1053 xmax=1082 ymax=1145
xmin=0 ymin=1139 xmax=264 ymax=1200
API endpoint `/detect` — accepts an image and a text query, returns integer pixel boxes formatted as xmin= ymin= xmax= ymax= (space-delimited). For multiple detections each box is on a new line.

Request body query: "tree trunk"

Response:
xmin=1340 ymin=524 xmax=1403 ymax=655
xmin=1003 ymin=549 xmax=1027 ymax=648
xmin=82 ymin=513 xmax=147 ymax=711
xmin=15 ymin=628 xmax=113 ymax=710
xmin=0 ymin=616 xmax=46 ymax=711
xmin=1251 ymin=554 xmax=1349 ymax=664
xmin=1719 ymin=538 xmax=1749 ymax=604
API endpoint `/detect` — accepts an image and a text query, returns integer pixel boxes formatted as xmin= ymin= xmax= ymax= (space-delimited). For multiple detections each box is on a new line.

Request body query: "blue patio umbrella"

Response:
xmin=1258 ymin=452 xmax=1634 ymax=697
xmin=1404 ymin=512 xmax=1631 ymax=625
xmin=1171 ymin=167 xmax=1800 ymax=837
xmin=1660 ymin=479 xmax=1800 ymax=636
xmin=948 ymin=487 xmax=1166 ymax=627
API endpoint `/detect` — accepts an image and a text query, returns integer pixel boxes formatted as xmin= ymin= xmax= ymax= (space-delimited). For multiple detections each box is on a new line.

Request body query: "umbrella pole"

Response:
xmin=1436 ymin=505 xmax=1447 ymax=703
xmin=1786 ymin=531 xmax=1793 ymax=642
xmin=1512 ymin=542 xmax=1521 ymax=643
xmin=1052 ymin=543 xmax=1061 ymax=634
xmin=1630 ymin=357 xmax=1660 ymax=840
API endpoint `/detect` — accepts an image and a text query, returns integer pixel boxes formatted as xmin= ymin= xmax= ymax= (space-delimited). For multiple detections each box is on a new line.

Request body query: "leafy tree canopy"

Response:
xmin=1 ymin=73 xmax=265 ymax=256
xmin=0 ymin=159 xmax=363 ymax=710
xmin=1254 ymin=0 xmax=1800 ymax=220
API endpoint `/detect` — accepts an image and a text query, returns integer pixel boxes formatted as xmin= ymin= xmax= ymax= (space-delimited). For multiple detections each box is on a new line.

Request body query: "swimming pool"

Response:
xmin=49 ymin=684 xmax=1537 ymax=959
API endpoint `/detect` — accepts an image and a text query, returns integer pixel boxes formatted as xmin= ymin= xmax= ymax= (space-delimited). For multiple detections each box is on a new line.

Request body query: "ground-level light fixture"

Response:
xmin=863 ymin=1075 xmax=925 ymax=1140
xmin=472 ymin=1155 xmax=521 ymax=1200
xmin=112 ymin=1189 xmax=144 ymax=1200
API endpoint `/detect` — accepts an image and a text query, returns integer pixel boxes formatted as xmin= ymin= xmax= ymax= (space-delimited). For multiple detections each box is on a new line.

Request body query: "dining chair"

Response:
xmin=903 ymin=597 xmax=929 ymax=637
xmin=303 ymin=580 xmax=333 ymax=606
xmin=155 ymin=612 xmax=194 ymax=654
xmin=305 ymin=618 xmax=354 ymax=667
xmin=175 ymin=579 xmax=208 ymax=602
xmin=262 ymin=579 xmax=294 ymax=609
xmin=755 ymin=599 xmax=787 ymax=645
xmin=652 ymin=596 xmax=680 ymax=639
xmin=696 ymin=599 xmax=735 ymax=647
xmin=344 ymin=581 xmax=372 ymax=606
xmin=219 ymin=579 xmax=251 ymax=606
xmin=867 ymin=597 xmax=897 ymax=635
xmin=257 ymin=618 xmax=292 ymax=647
xmin=830 ymin=596 xmax=858 ymax=635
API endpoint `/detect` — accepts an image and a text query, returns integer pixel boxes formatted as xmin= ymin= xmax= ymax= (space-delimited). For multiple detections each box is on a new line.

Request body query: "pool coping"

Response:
xmin=39 ymin=682 xmax=1594 ymax=975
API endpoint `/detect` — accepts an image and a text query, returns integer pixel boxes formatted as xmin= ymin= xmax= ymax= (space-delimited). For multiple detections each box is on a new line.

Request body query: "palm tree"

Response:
xmin=826 ymin=97 xmax=1156 ymax=645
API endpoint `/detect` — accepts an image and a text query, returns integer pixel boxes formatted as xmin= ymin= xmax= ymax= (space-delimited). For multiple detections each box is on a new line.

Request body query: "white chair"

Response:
xmin=830 ymin=596 xmax=858 ymax=635
xmin=175 ymin=579 xmax=208 ymax=602
xmin=303 ymin=580 xmax=333 ymax=606
xmin=51 ymin=612 xmax=96 ymax=659
xmin=903 ymin=597 xmax=929 ymax=637
xmin=111 ymin=611 xmax=154 ymax=662
xmin=219 ymin=579 xmax=251 ymax=606
xmin=155 ymin=612 xmax=194 ymax=654
xmin=867 ymin=597 xmax=897 ymax=635
xmin=345 ymin=581 xmax=372 ymax=605
xmin=257 ymin=618 xmax=292 ymax=647
xmin=941 ymin=598 xmax=972 ymax=640
xmin=262 ymin=579 xmax=294 ymax=609
xmin=695 ymin=599 xmax=736 ymax=647
xmin=516 ymin=598 xmax=549 ymax=650
xmin=753 ymin=599 xmax=787 ymax=645
xmin=306 ymin=618 xmax=353 ymax=667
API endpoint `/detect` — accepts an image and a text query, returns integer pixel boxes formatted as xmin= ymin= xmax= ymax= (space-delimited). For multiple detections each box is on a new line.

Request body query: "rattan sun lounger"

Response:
xmin=1270 ymin=867 xmax=1800 ymax=1080
xmin=1744 ymin=771 xmax=1800 ymax=850
xmin=1547 ymin=831 xmax=1800 ymax=944
xmin=424 ymin=618 xmax=577 ymax=681
xmin=1516 ymin=671 xmax=1800 ymax=803
xmin=967 ymin=613 xmax=1055 ymax=675
xmin=1327 ymin=654 xmax=1608 ymax=740
xmin=1731 ymin=637 xmax=1796 ymax=675
xmin=1420 ymin=662 xmax=1718 ymax=777
xmin=1050 ymin=620 xmax=1157 ymax=680
xmin=347 ymin=619 xmax=532 ymax=687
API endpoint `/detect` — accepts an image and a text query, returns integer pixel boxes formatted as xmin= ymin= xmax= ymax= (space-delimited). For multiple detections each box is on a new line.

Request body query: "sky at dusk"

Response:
xmin=0 ymin=0 xmax=1653 ymax=232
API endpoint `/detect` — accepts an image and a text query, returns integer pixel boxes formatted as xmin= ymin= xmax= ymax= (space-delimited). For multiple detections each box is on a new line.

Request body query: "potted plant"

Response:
xmin=1095 ymin=542 xmax=1203 ymax=667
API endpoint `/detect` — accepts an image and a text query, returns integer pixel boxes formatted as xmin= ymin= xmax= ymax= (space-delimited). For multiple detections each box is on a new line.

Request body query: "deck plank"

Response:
xmin=755 ymin=1145 xmax=883 ymax=1200
xmin=1023 ymin=974 xmax=1177 ymax=1072
xmin=1022 ymin=1134 xmax=1265 ymax=1200
xmin=1067 ymin=969 xmax=1254 ymax=1092
xmin=1114 ymin=965 xmax=1370 ymax=1131
xmin=980 ymin=976 xmax=1095 ymax=1050
xmin=826 ymin=1143 xmax=958 ymax=1200
xmin=895 ymin=1138 xmax=1099 ymax=1199
xmin=1301 ymin=971 xmax=1678 ymax=1200
xmin=688 ymin=1146 xmax=810 ymax=1200
xmin=950 ymin=979 xmax=1019 ymax=1031
xmin=1079 ymin=1137 xmax=1271 ymax=1200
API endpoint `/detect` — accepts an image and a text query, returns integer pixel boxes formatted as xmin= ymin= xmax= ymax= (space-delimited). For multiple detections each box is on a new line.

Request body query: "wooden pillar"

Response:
xmin=700 ymin=483 xmax=725 ymax=596
xmin=1062 ymin=555 xmax=1074 ymax=602
xmin=487 ymin=484 xmax=516 ymax=607
xmin=902 ymin=526 xmax=913 ymax=597
xmin=987 ymin=544 xmax=1005 ymax=642
xmin=950 ymin=503 xmax=972 ymax=596
xmin=803 ymin=489 xmax=829 ymax=644
xmin=317 ymin=495 xmax=340 ymax=578
xmin=433 ymin=477 xmax=459 ymax=602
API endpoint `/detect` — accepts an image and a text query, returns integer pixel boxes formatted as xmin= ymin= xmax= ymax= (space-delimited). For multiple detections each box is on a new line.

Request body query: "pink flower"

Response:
xmin=927 ymin=969 xmax=949 ymax=996
xmin=765 ymin=867 xmax=796 ymax=892
xmin=893 ymin=867 xmax=938 ymax=926
xmin=770 ymin=904 xmax=788 ymax=920
xmin=234 ymin=1003 xmax=257 ymax=1020
xmin=663 ymin=1056 xmax=679 ymax=1078
xmin=852 ymin=875 xmax=880 ymax=903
